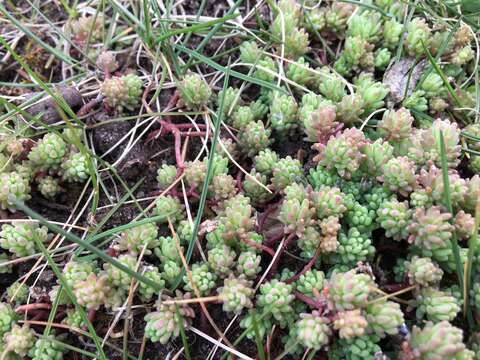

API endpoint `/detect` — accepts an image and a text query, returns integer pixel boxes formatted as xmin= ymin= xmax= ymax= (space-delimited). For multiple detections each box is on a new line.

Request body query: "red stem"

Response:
xmin=267 ymin=233 xmax=296 ymax=278
xmin=88 ymin=309 xmax=96 ymax=323
xmin=16 ymin=303 xmax=51 ymax=313
xmin=241 ymin=238 xmax=275 ymax=257
xmin=236 ymin=171 xmax=243 ymax=192
xmin=286 ymin=245 xmax=322 ymax=284
xmin=294 ymin=291 xmax=324 ymax=310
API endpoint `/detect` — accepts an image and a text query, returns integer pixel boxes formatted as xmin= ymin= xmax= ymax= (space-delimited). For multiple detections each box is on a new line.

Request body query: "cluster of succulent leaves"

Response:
xmin=1 ymin=0 xmax=480 ymax=359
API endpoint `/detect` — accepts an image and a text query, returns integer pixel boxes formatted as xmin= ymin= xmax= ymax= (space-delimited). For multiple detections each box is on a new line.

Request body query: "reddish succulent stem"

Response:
xmin=77 ymin=95 xmax=103 ymax=117
xmin=258 ymin=202 xmax=280 ymax=233
xmin=236 ymin=171 xmax=243 ymax=192
xmin=286 ymin=245 xmax=322 ymax=284
xmin=383 ymin=283 xmax=411 ymax=292
xmin=88 ymin=309 xmax=96 ymax=323
xmin=16 ymin=303 xmax=51 ymax=313
xmin=267 ymin=233 xmax=296 ymax=278
xmin=294 ymin=291 xmax=324 ymax=310
xmin=241 ymin=238 xmax=275 ymax=257
xmin=264 ymin=231 xmax=284 ymax=248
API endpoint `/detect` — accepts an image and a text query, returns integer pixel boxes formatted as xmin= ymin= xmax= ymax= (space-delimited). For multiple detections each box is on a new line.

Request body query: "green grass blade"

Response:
xmin=251 ymin=311 xmax=266 ymax=360
xmin=176 ymin=305 xmax=192 ymax=360
xmin=439 ymin=131 xmax=464 ymax=286
xmin=171 ymin=66 xmax=231 ymax=290
xmin=174 ymin=44 xmax=287 ymax=94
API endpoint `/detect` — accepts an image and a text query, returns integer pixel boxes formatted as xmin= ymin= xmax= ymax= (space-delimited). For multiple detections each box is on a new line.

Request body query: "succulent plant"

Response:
xmin=336 ymin=227 xmax=375 ymax=265
xmin=319 ymin=216 xmax=341 ymax=252
xmin=71 ymin=15 xmax=103 ymax=43
xmin=230 ymin=105 xmax=254 ymax=130
xmin=334 ymin=309 xmax=368 ymax=339
xmin=289 ymin=311 xmax=331 ymax=350
xmin=345 ymin=203 xmax=375 ymax=233
xmin=217 ymin=275 xmax=254 ymax=315
xmin=137 ymin=266 xmax=165 ymax=302
xmin=144 ymin=292 xmax=195 ymax=344
xmin=208 ymin=173 xmax=237 ymax=203
xmin=317 ymin=67 xmax=345 ymax=102
xmin=421 ymin=73 xmax=445 ymax=99
xmin=308 ymin=165 xmax=340 ymax=189
xmin=240 ymin=310 xmax=274 ymax=340
xmin=296 ymin=269 xmax=325 ymax=298
xmin=380 ymin=156 xmax=417 ymax=196
xmin=315 ymin=128 xmax=367 ymax=180
xmin=311 ymin=186 xmax=347 ymax=219
xmin=378 ymin=108 xmax=414 ymax=144
xmin=3 ymin=324 xmax=35 ymax=357
xmin=405 ymin=256 xmax=443 ymax=287
xmin=242 ymin=171 xmax=272 ymax=205
xmin=236 ymin=251 xmax=261 ymax=279
xmin=73 ymin=273 xmax=109 ymax=310
xmin=410 ymin=188 xmax=434 ymax=208
xmin=303 ymin=104 xmax=340 ymax=143
xmin=207 ymin=245 xmax=236 ymax=278
xmin=0 ymin=253 xmax=12 ymax=274
xmin=254 ymin=57 xmax=277 ymax=82
xmin=356 ymin=77 xmax=389 ymax=115
xmin=178 ymin=73 xmax=211 ymax=110
xmin=404 ymin=18 xmax=431 ymax=57
xmin=96 ymin=51 xmax=118 ymax=73
xmin=286 ymin=57 xmax=314 ymax=87
xmin=376 ymin=198 xmax=411 ymax=241
xmin=6 ymin=282 xmax=28 ymax=304
xmin=418 ymin=166 xmax=467 ymax=208
xmin=403 ymin=90 xmax=428 ymax=112
xmin=363 ymin=186 xmax=392 ymax=213
xmin=335 ymin=94 xmax=365 ymax=125
xmin=29 ymin=335 xmax=65 ymax=360
xmin=360 ymin=139 xmax=394 ymax=177
xmin=271 ymin=156 xmax=303 ymax=191
xmin=0 ymin=172 xmax=31 ymax=211
xmin=269 ymin=93 xmax=298 ymax=135
xmin=330 ymin=335 xmax=382 ymax=360
xmin=0 ymin=303 xmax=16 ymax=338
xmin=327 ymin=270 xmax=373 ymax=311
xmin=408 ymin=206 xmax=454 ymax=250
xmin=325 ymin=3 xmax=355 ymax=34
xmin=156 ymin=164 xmax=177 ymax=190
xmin=365 ymin=300 xmax=404 ymax=339
xmin=336 ymin=36 xmax=374 ymax=75
xmin=454 ymin=210 xmax=475 ymax=240
xmin=298 ymin=226 xmax=322 ymax=257
xmin=101 ymin=74 xmax=142 ymax=112
xmin=60 ymin=151 xmax=90 ymax=182
xmin=62 ymin=309 xmax=85 ymax=328
xmin=116 ymin=222 xmax=159 ymax=256
xmin=413 ymin=288 xmax=460 ymax=322
xmin=253 ymin=149 xmax=279 ymax=176
xmin=408 ymin=119 xmax=461 ymax=168
xmin=48 ymin=285 xmax=70 ymax=306
xmin=383 ymin=18 xmax=403 ymax=49
xmin=238 ymin=120 xmax=272 ymax=157
xmin=239 ymin=41 xmax=261 ymax=64
xmin=347 ymin=11 xmax=382 ymax=44
xmin=154 ymin=195 xmax=184 ymax=223
xmin=183 ymin=262 xmax=217 ymax=296
xmin=0 ymin=223 xmax=49 ymax=258
xmin=218 ymin=197 xmax=255 ymax=243
xmin=103 ymin=253 xmax=137 ymax=291
xmin=374 ymin=48 xmax=391 ymax=69
xmin=37 ymin=176 xmax=61 ymax=199
xmin=408 ymin=321 xmax=471 ymax=360
xmin=63 ymin=260 xmax=95 ymax=288
xmin=278 ymin=198 xmax=315 ymax=236
xmin=257 ymin=280 xmax=294 ymax=327
xmin=464 ymin=175 xmax=480 ymax=213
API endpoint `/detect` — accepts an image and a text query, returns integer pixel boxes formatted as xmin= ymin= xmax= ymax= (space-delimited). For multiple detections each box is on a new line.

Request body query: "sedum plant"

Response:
xmin=0 ymin=223 xmax=49 ymax=258
xmin=101 ymin=74 xmax=143 ymax=112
